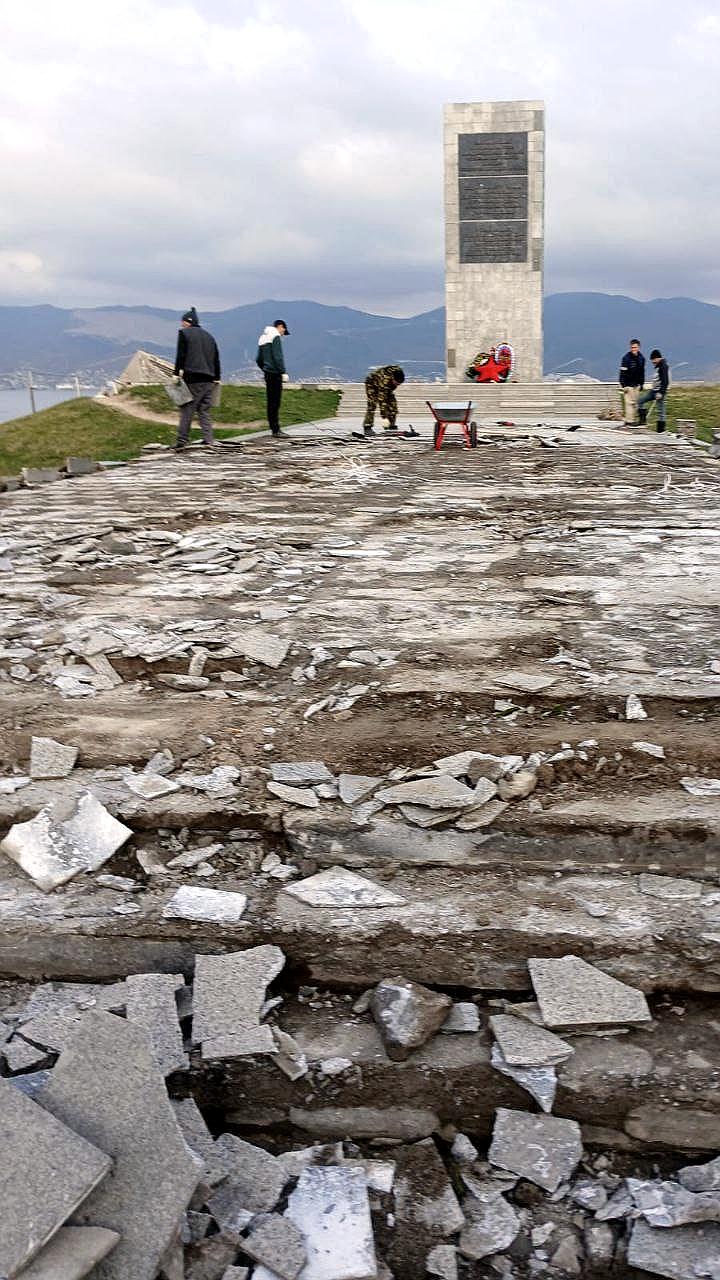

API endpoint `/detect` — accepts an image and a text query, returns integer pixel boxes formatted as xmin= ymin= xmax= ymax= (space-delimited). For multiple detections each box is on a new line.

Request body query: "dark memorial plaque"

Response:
xmin=458 ymin=130 xmax=529 ymax=264
xmin=459 ymin=175 xmax=527 ymax=221
xmin=458 ymin=131 xmax=527 ymax=176
xmin=460 ymin=221 xmax=527 ymax=264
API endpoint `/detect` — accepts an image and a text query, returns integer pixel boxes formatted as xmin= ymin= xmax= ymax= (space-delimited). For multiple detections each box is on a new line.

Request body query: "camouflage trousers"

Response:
xmin=362 ymin=376 xmax=398 ymax=429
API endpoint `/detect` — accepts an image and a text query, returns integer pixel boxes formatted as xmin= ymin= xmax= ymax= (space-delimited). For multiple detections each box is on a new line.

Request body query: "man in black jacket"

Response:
xmin=256 ymin=320 xmax=290 ymax=438
xmin=618 ymin=338 xmax=645 ymax=425
xmin=638 ymin=350 xmax=670 ymax=432
xmin=173 ymin=307 xmax=221 ymax=450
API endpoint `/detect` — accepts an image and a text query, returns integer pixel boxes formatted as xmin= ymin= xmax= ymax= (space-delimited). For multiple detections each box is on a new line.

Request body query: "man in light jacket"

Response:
xmin=173 ymin=307 xmax=221 ymax=450
xmin=256 ymin=320 xmax=290 ymax=438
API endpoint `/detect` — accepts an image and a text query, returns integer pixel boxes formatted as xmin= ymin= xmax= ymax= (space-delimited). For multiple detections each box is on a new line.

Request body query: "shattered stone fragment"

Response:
xmin=40 ymin=1011 xmax=200 ymax=1280
xmin=632 ymin=740 xmax=666 ymax=758
xmin=440 ymin=1002 xmax=480 ymax=1034
xmin=163 ymin=885 xmax=248 ymax=924
xmin=206 ymin=1134 xmax=286 ymax=1216
xmin=375 ymin=776 xmax=476 ymax=810
xmin=0 ymin=791 xmax=133 ymax=891
xmin=495 ymin=670 xmax=557 ymax=693
xmin=267 ymin=781 xmax=320 ymax=808
xmin=426 ymin=1244 xmax=458 ymax=1280
xmin=489 ymin=1013 xmax=574 ymax=1066
xmin=338 ymin=773 xmax=382 ymax=804
xmin=488 ymin=1108 xmax=583 ymax=1192
xmin=0 ymin=774 xmax=31 ymax=793
xmin=455 ymin=798 xmax=507 ymax=830
xmin=125 ymin=973 xmax=188 ymax=1076
xmin=680 ymin=1156 xmax=720 ymax=1193
xmin=272 ymin=1027 xmax=309 ymax=1080
xmin=628 ymin=1177 xmax=720 ymax=1228
xmin=124 ymin=771 xmax=181 ymax=799
xmin=242 ymin=1214 xmax=307 ymax=1280
xmin=29 ymin=735 xmax=78 ymax=779
xmin=627 ymin=1218 xmax=720 ymax=1280
xmin=172 ymin=1097 xmax=219 ymax=1184
xmin=490 ymin=1044 xmax=557 ymax=1113
xmin=370 ymin=977 xmax=452 ymax=1060
xmin=0 ymin=1077 xmax=112 ymax=1278
xmin=3 ymin=1034 xmax=50 ymax=1071
xmin=394 ymin=1139 xmax=465 ymax=1238
xmin=185 ymin=1234 xmax=240 ymax=1280
xmin=174 ymin=765 xmax=240 ymax=796
xmin=281 ymin=866 xmax=406 ymax=908
xmin=261 ymin=1166 xmax=377 ymax=1280
xmin=230 ymin=630 xmax=291 ymax=668
xmin=625 ymin=693 xmax=648 ymax=721
xmin=193 ymin=946 xmax=285 ymax=1060
xmin=459 ymin=1196 xmax=520 ymax=1260
xmin=14 ymin=1226 xmax=121 ymax=1280
xmin=272 ymin=760 xmax=334 ymax=785
xmin=528 ymin=955 xmax=651 ymax=1030
xmin=157 ymin=673 xmax=211 ymax=691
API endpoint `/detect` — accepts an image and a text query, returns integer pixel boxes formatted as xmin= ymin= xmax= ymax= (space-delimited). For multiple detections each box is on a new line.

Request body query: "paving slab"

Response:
xmin=375 ymin=777 xmax=476 ymax=810
xmin=205 ymin=1134 xmax=286 ymax=1214
xmin=0 ymin=1076 xmax=112 ymax=1278
xmin=193 ymin=947 xmax=285 ymax=1060
xmin=125 ymin=972 xmax=188 ymax=1075
xmin=281 ymin=867 xmax=406 ymax=908
xmin=263 ymin=1166 xmax=376 ymax=1280
xmin=163 ymin=885 xmax=248 ymax=924
xmin=488 ymin=1107 xmax=583 ymax=1192
xmin=241 ymin=1214 xmax=306 ymax=1279
xmin=0 ymin=791 xmax=133 ymax=891
xmin=267 ymin=781 xmax=319 ymax=808
xmin=40 ymin=1011 xmax=199 ymax=1280
xmin=627 ymin=1218 xmax=720 ymax=1279
xmin=171 ymin=1097 xmax=219 ymax=1183
xmin=29 ymin=737 xmax=79 ymax=779
xmin=338 ymin=774 xmax=382 ymax=804
xmin=271 ymin=761 xmax=334 ymax=785
xmin=489 ymin=1013 xmax=574 ymax=1066
xmin=14 ymin=1227 xmax=120 ymax=1280
xmin=528 ymin=955 xmax=652 ymax=1030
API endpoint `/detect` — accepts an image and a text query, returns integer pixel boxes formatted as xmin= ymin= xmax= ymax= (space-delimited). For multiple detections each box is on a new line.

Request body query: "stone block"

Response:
xmin=193 ymin=947 xmax=285 ymax=1060
xmin=0 ymin=792 xmax=133 ymax=892
xmin=66 ymin=457 xmax=98 ymax=476
xmin=172 ymin=1097 xmax=219 ymax=1183
xmin=163 ymin=886 xmax=247 ymax=924
xmin=281 ymin=867 xmax=406 ymax=908
xmin=0 ymin=1077 xmax=112 ymax=1278
xmin=21 ymin=466 xmax=62 ymax=486
xmin=40 ymin=1011 xmax=199 ymax=1280
xmin=30 ymin=736 xmax=79 ymax=779
xmin=627 ymin=1218 xmax=720 ymax=1279
xmin=125 ymin=973 xmax=188 ymax=1076
xmin=370 ymin=977 xmax=452 ymax=1060
xmin=271 ymin=761 xmax=334 ymax=785
xmin=528 ymin=955 xmax=651 ymax=1030
xmin=488 ymin=1108 xmax=583 ymax=1192
xmin=256 ymin=1166 xmax=376 ymax=1280
xmin=15 ymin=1226 xmax=120 ymax=1279
xmin=241 ymin=1214 xmax=307 ymax=1279
xmin=489 ymin=1013 xmax=573 ymax=1066
xmin=206 ymin=1134 xmax=286 ymax=1215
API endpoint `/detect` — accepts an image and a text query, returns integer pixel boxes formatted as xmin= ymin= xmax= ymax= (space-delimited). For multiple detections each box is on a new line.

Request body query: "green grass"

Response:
xmin=127 ymin=383 xmax=340 ymax=426
xmin=661 ymin=384 xmax=720 ymax=442
xmin=0 ymin=384 xmax=340 ymax=473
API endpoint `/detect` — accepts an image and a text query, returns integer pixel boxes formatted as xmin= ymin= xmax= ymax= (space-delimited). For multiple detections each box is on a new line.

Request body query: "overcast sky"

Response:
xmin=0 ymin=0 xmax=717 ymax=316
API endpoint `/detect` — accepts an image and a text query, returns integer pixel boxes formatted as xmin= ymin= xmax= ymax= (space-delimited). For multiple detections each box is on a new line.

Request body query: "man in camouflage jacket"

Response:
xmin=362 ymin=365 xmax=405 ymax=435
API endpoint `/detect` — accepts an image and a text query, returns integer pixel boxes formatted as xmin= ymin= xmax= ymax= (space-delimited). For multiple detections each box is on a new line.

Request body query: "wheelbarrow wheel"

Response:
xmin=469 ymin=421 xmax=478 ymax=449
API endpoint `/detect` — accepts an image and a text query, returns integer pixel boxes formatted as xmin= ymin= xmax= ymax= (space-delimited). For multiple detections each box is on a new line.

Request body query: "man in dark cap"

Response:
xmin=256 ymin=320 xmax=290 ymax=438
xmin=173 ymin=307 xmax=221 ymax=450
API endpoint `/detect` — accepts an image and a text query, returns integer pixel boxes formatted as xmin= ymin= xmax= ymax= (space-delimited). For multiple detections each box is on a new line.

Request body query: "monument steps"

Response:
xmin=336 ymin=381 xmax=620 ymax=419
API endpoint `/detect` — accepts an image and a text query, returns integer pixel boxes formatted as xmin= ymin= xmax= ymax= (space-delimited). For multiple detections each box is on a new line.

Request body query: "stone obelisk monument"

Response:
xmin=444 ymin=100 xmax=545 ymax=381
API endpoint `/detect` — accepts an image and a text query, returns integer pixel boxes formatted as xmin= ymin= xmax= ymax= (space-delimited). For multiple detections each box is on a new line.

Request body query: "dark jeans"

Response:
xmin=264 ymin=371 xmax=283 ymax=433
xmin=177 ymin=381 xmax=214 ymax=444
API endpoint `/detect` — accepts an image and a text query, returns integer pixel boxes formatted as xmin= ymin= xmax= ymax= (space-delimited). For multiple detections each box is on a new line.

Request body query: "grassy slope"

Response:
xmin=0 ymin=386 xmax=340 ymax=473
xmin=128 ymin=383 xmax=340 ymax=426
xmin=663 ymin=385 xmax=720 ymax=442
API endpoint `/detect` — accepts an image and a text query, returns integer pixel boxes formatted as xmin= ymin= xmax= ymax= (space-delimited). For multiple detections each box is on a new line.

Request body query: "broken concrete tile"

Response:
xmin=632 ymin=740 xmax=665 ymax=758
xmin=185 ymin=1211 xmax=212 ymax=1244
xmin=219 ymin=1270 xmax=248 ymax=1280
xmin=490 ymin=1044 xmax=557 ymax=1113
xmin=625 ymin=693 xmax=648 ymax=721
xmin=206 ymin=1134 xmax=285 ymax=1215
xmin=458 ymin=1196 xmax=520 ymax=1259
xmin=157 ymin=673 xmax=211 ymax=691
xmin=167 ymin=844 xmax=222 ymax=870
xmin=440 ymin=1002 xmax=480 ymax=1034
xmin=172 ymin=1097 xmax=219 ymax=1183
xmin=433 ymin=751 xmax=483 ymax=776
xmin=124 ymin=771 xmax=181 ymax=799
xmin=398 ymin=804 xmax=461 ymax=828
xmin=426 ymin=1244 xmax=458 ymax=1280
xmin=18 ymin=981 xmax=127 ymax=1023
xmin=638 ymin=873 xmax=703 ymax=900
xmin=628 ymin=1177 xmax=720 ymax=1228
xmin=469 ymin=776 xmax=498 ymax=805
xmin=40 ymin=1011 xmax=199 ymax=1280
xmin=281 ymin=867 xmax=406 ymax=908
xmin=15 ymin=1226 xmax=121 ymax=1280
xmin=494 ymin=670 xmax=557 ymax=693
xmin=0 ymin=1076 xmax=112 ymax=1278
xmin=87 ymin=654 xmax=124 ymax=690
xmin=230 ymin=630 xmax=290 ymax=668
xmin=271 ymin=761 xmax=334 ymax=785
xmin=0 ymin=792 xmax=133 ymax=891
xmin=528 ymin=955 xmax=652 ymax=1030
xmin=455 ymin=798 xmax=507 ymax=830
xmin=174 ymin=766 xmax=240 ymax=796
xmin=163 ymin=885 xmax=248 ymax=924
xmin=242 ymin=1214 xmax=307 ymax=1280
xmin=488 ymin=1108 xmax=583 ymax=1192
xmin=267 ymin=781 xmax=320 ymax=808
xmin=489 ymin=1014 xmax=574 ymax=1067
xmin=370 ymin=977 xmax=452 ymax=1061
xmin=627 ymin=1218 xmax=720 ymax=1280
xmin=375 ymin=776 xmax=476 ymax=810
xmin=3 ymin=1034 xmax=50 ymax=1071
xmin=125 ymin=973 xmax=188 ymax=1076
xmin=281 ymin=1166 xmax=376 ymax=1280
xmin=680 ymin=1156 xmax=720 ymax=1193
xmin=338 ymin=774 xmax=382 ymax=804
xmin=29 ymin=736 xmax=79 ymax=779
xmin=205 ymin=1178 xmax=254 ymax=1234
xmin=193 ymin=947 xmax=285 ymax=1061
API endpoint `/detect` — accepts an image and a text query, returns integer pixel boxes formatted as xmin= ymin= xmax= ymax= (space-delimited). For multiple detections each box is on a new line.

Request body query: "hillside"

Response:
xmin=0 ymin=293 xmax=719 ymax=381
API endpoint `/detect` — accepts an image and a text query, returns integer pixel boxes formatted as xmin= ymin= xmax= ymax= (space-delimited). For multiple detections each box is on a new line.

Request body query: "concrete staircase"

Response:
xmin=336 ymin=380 xmax=621 ymax=420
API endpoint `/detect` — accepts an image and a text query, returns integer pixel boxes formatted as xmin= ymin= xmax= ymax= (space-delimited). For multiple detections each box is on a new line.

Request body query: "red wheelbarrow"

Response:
xmin=427 ymin=401 xmax=478 ymax=451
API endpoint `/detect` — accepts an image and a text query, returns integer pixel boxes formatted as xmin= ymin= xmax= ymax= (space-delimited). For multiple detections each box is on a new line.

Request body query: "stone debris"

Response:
xmin=338 ymin=773 xmax=383 ymax=804
xmin=370 ymin=977 xmax=453 ymax=1061
xmin=158 ymin=673 xmax=211 ymax=691
xmin=271 ymin=761 xmax=334 ymax=785
xmin=29 ymin=735 xmax=79 ymax=779
xmin=426 ymin=1244 xmax=458 ymax=1280
xmin=680 ymin=1156 xmax=720 ymax=1193
xmin=489 ymin=1013 xmax=574 ymax=1066
xmin=267 ymin=781 xmax=320 ymax=808
xmin=229 ymin=630 xmax=290 ymax=668
xmin=41 ymin=1012 xmax=199 ymax=1280
xmin=242 ymin=1214 xmax=307 ymax=1280
xmin=260 ymin=1165 xmax=377 ymax=1280
xmin=173 ymin=766 xmax=240 ymax=797
xmin=193 ymin=947 xmax=285 ymax=1060
xmin=125 ymin=972 xmax=188 ymax=1076
xmin=458 ymin=1195 xmax=520 ymax=1259
xmin=440 ymin=1002 xmax=480 ymax=1034
xmin=172 ymin=1096 xmax=219 ymax=1184
xmin=625 ymin=693 xmax=648 ymax=721
xmin=124 ymin=771 xmax=181 ymax=799
xmin=628 ymin=1177 xmax=720 ymax=1228
xmin=205 ymin=1135 xmax=284 ymax=1219
xmin=495 ymin=670 xmax=557 ymax=693
xmin=0 ymin=792 xmax=133 ymax=891
xmin=528 ymin=954 xmax=652 ymax=1030
xmin=632 ymin=739 xmax=666 ymax=758
xmin=375 ymin=777 xmax=476 ymax=810
xmin=281 ymin=866 xmax=406 ymax=908
xmin=0 ymin=1076 xmax=112 ymax=1278
xmin=681 ymin=777 xmax=720 ymax=797
xmin=490 ymin=1043 xmax=557 ymax=1113
xmin=272 ymin=1027 xmax=309 ymax=1080
xmin=14 ymin=1226 xmax=121 ymax=1279
xmin=639 ymin=872 xmax=704 ymax=900
xmin=455 ymin=797 xmax=507 ymax=829
xmin=163 ymin=886 xmax=248 ymax=924
xmin=627 ymin=1218 xmax=720 ymax=1280
xmin=488 ymin=1108 xmax=583 ymax=1192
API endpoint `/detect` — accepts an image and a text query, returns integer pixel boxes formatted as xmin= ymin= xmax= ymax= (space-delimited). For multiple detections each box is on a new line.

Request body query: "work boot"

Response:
xmin=384 ymin=423 xmax=399 ymax=433
xmin=364 ymin=428 xmax=377 ymax=437
xmin=638 ymin=412 xmax=647 ymax=426
xmin=656 ymin=421 xmax=666 ymax=433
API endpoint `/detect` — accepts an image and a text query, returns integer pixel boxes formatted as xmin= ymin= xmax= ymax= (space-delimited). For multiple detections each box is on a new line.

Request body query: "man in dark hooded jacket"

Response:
xmin=173 ymin=307 xmax=221 ymax=449
xmin=256 ymin=320 xmax=290 ymax=437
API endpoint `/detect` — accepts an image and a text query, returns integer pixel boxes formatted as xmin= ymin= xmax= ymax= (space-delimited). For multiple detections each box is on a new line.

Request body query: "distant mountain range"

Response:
xmin=0 ymin=293 xmax=718 ymax=382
